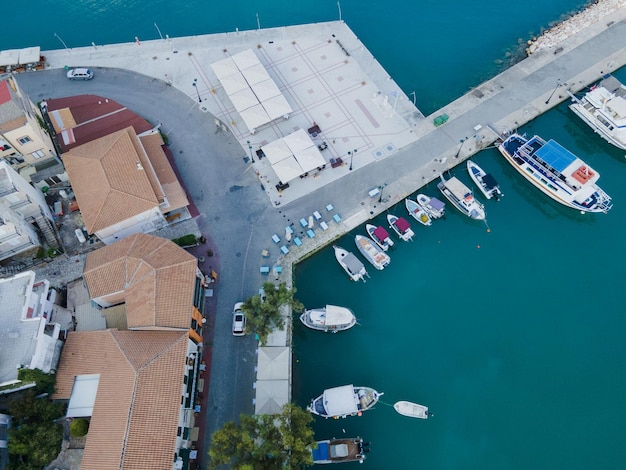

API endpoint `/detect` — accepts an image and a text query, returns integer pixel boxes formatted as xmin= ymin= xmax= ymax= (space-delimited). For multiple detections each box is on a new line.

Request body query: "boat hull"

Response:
xmin=300 ymin=305 xmax=357 ymax=333
xmin=333 ymin=246 xmax=367 ymax=282
xmin=467 ymin=160 xmax=502 ymax=200
xmin=354 ymin=235 xmax=390 ymax=270
xmin=312 ymin=437 xmax=366 ymax=464
xmin=387 ymin=214 xmax=414 ymax=241
xmin=393 ymin=401 xmax=430 ymax=419
xmin=437 ymin=177 xmax=485 ymax=220
xmin=308 ymin=385 xmax=383 ymax=419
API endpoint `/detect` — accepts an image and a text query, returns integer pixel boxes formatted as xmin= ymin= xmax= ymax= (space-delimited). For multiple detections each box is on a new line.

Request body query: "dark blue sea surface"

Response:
xmin=6 ymin=1 xmax=624 ymax=468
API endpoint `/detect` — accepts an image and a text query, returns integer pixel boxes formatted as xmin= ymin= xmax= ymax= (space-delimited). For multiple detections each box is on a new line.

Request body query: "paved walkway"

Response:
xmin=15 ymin=6 xmax=626 ymax=468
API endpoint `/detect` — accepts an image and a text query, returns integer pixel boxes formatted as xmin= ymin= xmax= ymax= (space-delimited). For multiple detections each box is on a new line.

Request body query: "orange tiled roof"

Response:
xmin=83 ymin=233 xmax=197 ymax=329
xmin=53 ymin=329 xmax=189 ymax=470
xmin=61 ymin=126 xmax=161 ymax=233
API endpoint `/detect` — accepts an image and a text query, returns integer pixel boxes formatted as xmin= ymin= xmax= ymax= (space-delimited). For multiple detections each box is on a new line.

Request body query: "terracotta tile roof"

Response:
xmin=84 ymin=234 xmax=198 ymax=329
xmin=139 ymin=133 xmax=189 ymax=212
xmin=53 ymin=329 xmax=189 ymax=470
xmin=62 ymin=127 xmax=161 ymax=233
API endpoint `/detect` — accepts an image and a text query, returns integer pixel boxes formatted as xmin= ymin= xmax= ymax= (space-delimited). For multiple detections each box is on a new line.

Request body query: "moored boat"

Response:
xmin=308 ymin=384 xmax=383 ymax=418
xmin=467 ymin=160 xmax=502 ymax=200
xmin=354 ymin=235 xmax=390 ymax=271
xmin=567 ymin=74 xmax=626 ymax=150
xmin=365 ymin=223 xmax=394 ymax=251
xmin=312 ymin=437 xmax=369 ymax=464
xmin=333 ymin=246 xmax=368 ymax=282
xmin=300 ymin=305 xmax=357 ymax=333
xmin=437 ymin=175 xmax=486 ymax=220
xmin=393 ymin=401 xmax=431 ymax=419
xmin=387 ymin=214 xmax=414 ymax=241
xmin=416 ymin=193 xmax=446 ymax=219
xmin=497 ymin=133 xmax=612 ymax=213
xmin=405 ymin=198 xmax=432 ymax=226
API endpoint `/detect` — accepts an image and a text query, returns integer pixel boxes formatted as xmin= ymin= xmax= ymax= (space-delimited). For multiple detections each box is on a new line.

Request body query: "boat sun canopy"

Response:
xmin=323 ymin=385 xmax=359 ymax=416
xmin=325 ymin=305 xmax=353 ymax=325
xmin=429 ymin=197 xmax=445 ymax=211
xmin=373 ymin=226 xmax=390 ymax=240
xmin=344 ymin=253 xmax=364 ymax=275
xmin=312 ymin=442 xmax=330 ymax=461
xmin=394 ymin=217 xmax=411 ymax=232
xmin=535 ymin=140 xmax=577 ymax=173
xmin=482 ymin=173 xmax=498 ymax=190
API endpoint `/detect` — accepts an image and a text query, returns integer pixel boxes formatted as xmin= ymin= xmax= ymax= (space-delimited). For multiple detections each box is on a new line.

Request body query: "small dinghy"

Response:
xmin=393 ymin=401 xmax=431 ymax=419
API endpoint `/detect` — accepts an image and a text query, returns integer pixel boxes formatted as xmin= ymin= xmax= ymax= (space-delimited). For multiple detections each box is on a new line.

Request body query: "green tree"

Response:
xmin=242 ymin=282 xmax=303 ymax=345
xmin=6 ymin=390 xmax=65 ymax=470
xmin=209 ymin=403 xmax=315 ymax=470
xmin=69 ymin=418 xmax=90 ymax=437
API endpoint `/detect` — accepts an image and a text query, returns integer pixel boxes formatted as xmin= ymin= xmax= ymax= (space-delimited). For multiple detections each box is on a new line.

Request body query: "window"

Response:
xmin=17 ymin=136 xmax=32 ymax=145
xmin=31 ymin=149 xmax=45 ymax=159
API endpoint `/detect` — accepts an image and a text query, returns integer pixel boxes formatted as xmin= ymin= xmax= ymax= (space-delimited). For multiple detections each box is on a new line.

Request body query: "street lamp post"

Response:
xmin=545 ymin=79 xmax=561 ymax=105
xmin=247 ymin=140 xmax=255 ymax=163
xmin=192 ymin=79 xmax=201 ymax=103
xmin=454 ymin=138 xmax=468 ymax=159
xmin=348 ymin=149 xmax=357 ymax=170
xmin=378 ymin=182 xmax=388 ymax=203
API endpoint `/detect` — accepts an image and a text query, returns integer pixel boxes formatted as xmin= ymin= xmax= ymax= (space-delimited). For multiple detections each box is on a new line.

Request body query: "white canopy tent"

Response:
xmin=210 ymin=57 xmax=239 ymax=81
xmin=257 ymin=347 xmax=290 ymax=381
xmin=251 ymin=79 xmax=281 ymax=101
xmin=0 ymin=49 xmax=20 ymax=67
xmin=262 ymin=139 xmax=293 ymax=165
xmin=283 ymin=129 xmax=313 ymax=153
xmin=240 ymin=104 xmax=271 ymax=131
xmin=219 ymin=73 xmax=248 ymax=95
xmin=273 ymin=156 xmax=305 ymax=183
xmin=231 ymin=49 xmax=259 ymax=71
xmin=263 ymin=94 xmax=292 ymax=121
xmin=254 ymin=380 xmax=289 ymax=415
xmin=19 ymin=46 xmax=40 ymax=64
xmin=229 ymin=87 xmax=259 ymax=112
xmin=294 ymin=147 xmax=326 ymax=173
xmin=241 ymin=63 xmax=270 ymax=86
xmin=263 ymin=129 xmax=327 ymax=182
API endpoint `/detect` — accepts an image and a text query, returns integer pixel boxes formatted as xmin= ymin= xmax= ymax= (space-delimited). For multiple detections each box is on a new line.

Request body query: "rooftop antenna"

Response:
xmin=256 ymin=13 xmax=261 ymax=30
xmin=53 ymin=32 xmax=69 ymax=51
xmin=337 ymin=1 xmax=342 ymax=22
xmin=154 ymin=22 xmax=164 ymax=40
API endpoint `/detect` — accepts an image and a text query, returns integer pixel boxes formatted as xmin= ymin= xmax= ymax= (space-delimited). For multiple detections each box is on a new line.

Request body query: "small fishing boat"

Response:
xmin=497 ymin=133 xmax=612 ymax=213
xmin=393 ymin=401 xmax=431 ymax=419
xmin=312 ymin=437 xmax=369 ymax=464
xmin=354 ymin=235 xmax=390 ymax=271
xmin=567 ymin=74 xmax=626 ymax=150
xmin=299 ymin=305 xmax=357 ymax=333
xmin=308 ymin=384 xmax=383 ymax=418
xmin=386 ymin=214 xmax=414 ymax=241
xmin=405 ymin=198 xmax=432 ymax=226
xmin=437 ymin=175 xmax=486 ymax=220
xmin=365 ymin=223 xmax=394 ymax=251
xmin=333 ymin=246 xmax=368 ymax=282
xmin=416 ymin=193 xmax=446 ymax=219
xmin=466 ymin=160 xmax=502 ymax=200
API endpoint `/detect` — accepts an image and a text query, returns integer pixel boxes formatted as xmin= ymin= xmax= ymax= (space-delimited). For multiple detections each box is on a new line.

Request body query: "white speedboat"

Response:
xmin=365 ymin=223 xmax=394 ymax=251
xmin=308 ymin=384 xmax=383 ymax=419
xmin=354 ymin=235 xmax=390 ymax=271
xmin=387 ymin=214 xmax=414 ymax=241
xmin=567 ymin=75 xmax=626 ymax=150
xmin=405 ymin=198 xmax=432 ymax=226
xmin=467 ymin=160 xmax=502 ymax=200
xmin=299 ymin=305 xmax=357 ymax=333
xmin=497 ymin=133 xmax=612 ymax=213
xmin=416 ymin=193 xmax=446 ymax=219
xmin=312 ymin=437 xmax=369 ymax=464
xmin=393 ymin=401 xmax=431 ymax=419
xmin=333 ymin=246 xmax=368 ymax=282
xmin=437 ymin=175 xmax=486 ymax=220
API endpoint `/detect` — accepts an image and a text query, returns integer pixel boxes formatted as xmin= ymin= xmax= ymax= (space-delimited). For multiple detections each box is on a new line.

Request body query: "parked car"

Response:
xmin=232 ymin=302 xmax=246 ymax=336
xmin=66 ymin=68 xmax=94 ymax=80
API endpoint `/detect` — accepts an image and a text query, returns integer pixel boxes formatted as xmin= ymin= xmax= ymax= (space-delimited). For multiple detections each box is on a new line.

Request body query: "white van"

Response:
xmin=67 ymin=68 xmax=94 ymax=80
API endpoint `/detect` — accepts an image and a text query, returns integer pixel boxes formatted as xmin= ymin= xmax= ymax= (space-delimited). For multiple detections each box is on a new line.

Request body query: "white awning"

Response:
xmin=263 ymin=139 xmax=293 ymax=164
xmin=220 ymin=73 xmax=248 ymax=95
xmin=262 ymin=94 xmax=292 ymax=121
xmin=66 ymin=374 xmax=100 ymax=418
xmin=283 ymin=128 xmax=313 ymax=153
xmin=210 ymin=57 xmax=239 ymax=81
xmin=241 ymin=63 xmax=270 ymax=86
xmin=240 ymin=104 xmax=271 ymax=131
xmin=294 ymin=147 xmax=326 ymax=173
xmin=251 ymin=79 xmax=281 ymax=101
xmin=256 ymin=347 xmax=290 ymax=381
xmin=231 ymin=49 xmax=260 ymax=71
xmin=272 ymin=156 xmax=305 ymax=183
xmin=0 ymin=49 xmax=20 ymax=67
xmin=229 ymin=87 xmax=259 ymax=112
xmin=18 ymin=46 xmax=40 ymax=64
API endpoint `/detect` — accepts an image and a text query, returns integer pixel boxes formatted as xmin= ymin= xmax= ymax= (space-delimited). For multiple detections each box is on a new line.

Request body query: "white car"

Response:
xmin=66 ymin=68 xmax=94 ymax=80
xmin=232 ymin=302 xmax=246 ymax=336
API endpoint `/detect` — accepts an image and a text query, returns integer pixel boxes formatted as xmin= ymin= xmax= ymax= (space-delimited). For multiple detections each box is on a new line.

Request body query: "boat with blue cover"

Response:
xmin=312 ymin=437 xmax=368 ymax=464
xmin=497 ymin=133 xmax=612 ymax=213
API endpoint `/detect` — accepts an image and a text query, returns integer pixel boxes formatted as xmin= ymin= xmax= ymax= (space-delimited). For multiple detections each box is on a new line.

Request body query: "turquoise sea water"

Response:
xmin=7 ymin=1 xmax=625 ymax=468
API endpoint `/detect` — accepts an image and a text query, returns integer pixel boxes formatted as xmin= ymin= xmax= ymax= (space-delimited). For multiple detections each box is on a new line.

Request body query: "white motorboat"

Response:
xmin=393 ymin=401 xmax=431 ymax=419
xmin=299 ymin=305 xmax=357 ymax=333
xmin=405 ymin=198 xmax=432 ymax=226
xmin=416 ymin=193 xmax=446 ymax=219
xmin=311 ymin=437 xmax=369 ymax=464
xmin=437 ymin=175 xmax=486 ymax=220
xmin=308 ymin=384 xmax=383 ymax=418
xmin=354 ymin=235 xmax=390 ymax=271
xmin=497 ymin=133 xmax=612 ymax=213
xmin=567 ymin=74 xmax=626 ymax=150
xmin=387 ymin=214 xmax=414 ymax=241
xmin=333 ymin=246 xmax=368 ymax=282
xmin=466 ymin=160 xmax=502 ymax=200
xmin=365 ymin=223 xmax=394 ymax=251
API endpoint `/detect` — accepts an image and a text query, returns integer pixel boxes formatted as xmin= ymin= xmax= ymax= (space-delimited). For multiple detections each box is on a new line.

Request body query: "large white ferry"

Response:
xmin=497 ymin=134 xmax=612 ymax=213
xmin=568 ymin=75 xmax=626 ymax=150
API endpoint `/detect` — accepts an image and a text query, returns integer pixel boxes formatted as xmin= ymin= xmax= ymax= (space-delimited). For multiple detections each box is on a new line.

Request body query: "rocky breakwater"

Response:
xmin=526 ymin=0 xmax=624 ymax=55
